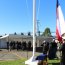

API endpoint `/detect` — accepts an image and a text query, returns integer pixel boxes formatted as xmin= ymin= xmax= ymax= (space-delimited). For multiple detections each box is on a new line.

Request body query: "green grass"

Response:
xmin=48 ymin=59 xmax=60 ymax=65
xmin=0 ymin=58 xmax=26 ymax=65
xmin=0 ymin=58 xmax=60 ymax=65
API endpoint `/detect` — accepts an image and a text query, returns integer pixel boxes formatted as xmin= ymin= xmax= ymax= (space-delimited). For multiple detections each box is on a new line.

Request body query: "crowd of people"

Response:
xmin=7 ymin=41 xmax=32 ymax=51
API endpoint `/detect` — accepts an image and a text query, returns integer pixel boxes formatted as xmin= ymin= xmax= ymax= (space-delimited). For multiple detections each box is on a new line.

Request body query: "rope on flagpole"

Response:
xmin=26 ymin=0 xmax=28 ymax=11
xmin=37 ymin=0 xmax=40 ymax=19
xmin=25 ymin=0 xmax=31 ymax=21
xmin=25 ymin=0 xmax=30 ymax=59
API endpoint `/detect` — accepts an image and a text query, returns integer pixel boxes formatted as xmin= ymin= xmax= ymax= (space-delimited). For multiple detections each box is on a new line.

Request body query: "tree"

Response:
xmin=28 ymin=32 xmax=31 ymax=36
xmin=0 ymin=36 xmax=2 ymax=37
xmin=21 ymin=32 xmax=24 ymax=35
xmin=14 ymin=32 xmax=17 ymax=35
xmin=38 ymin=31 xmax=40 ymax=36
xmin=5 ymin=33 xmax=7 ymax=35
xmin=42 ymin=27 xmax=51 ymax=37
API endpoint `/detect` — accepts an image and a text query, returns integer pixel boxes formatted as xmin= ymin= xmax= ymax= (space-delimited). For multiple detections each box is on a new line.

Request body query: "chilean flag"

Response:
xmin=56 ymin=0 xmax=65 ymax=41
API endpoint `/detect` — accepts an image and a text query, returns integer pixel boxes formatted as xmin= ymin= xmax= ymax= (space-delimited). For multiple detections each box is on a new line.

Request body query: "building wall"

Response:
xmin=0 ymin=39 xmax=7 ymax=48
xmin=0 ymin=35 xmax=53 ymax=48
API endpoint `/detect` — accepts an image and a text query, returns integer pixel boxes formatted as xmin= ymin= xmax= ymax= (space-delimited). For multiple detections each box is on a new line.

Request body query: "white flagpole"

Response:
xmin=25 ymin=0 xmax=38 ymax=64
xmin=33 ymin=0 xmax=36 ymax=57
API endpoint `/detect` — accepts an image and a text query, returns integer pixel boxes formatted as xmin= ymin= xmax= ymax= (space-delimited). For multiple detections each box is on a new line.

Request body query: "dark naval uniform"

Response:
xmin=60 ymin=43 xmax=65 ymax=65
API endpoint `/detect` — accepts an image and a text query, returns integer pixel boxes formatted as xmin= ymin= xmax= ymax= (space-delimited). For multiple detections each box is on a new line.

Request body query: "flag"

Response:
xmin=56 ymin=0 xmax=65 ymax=41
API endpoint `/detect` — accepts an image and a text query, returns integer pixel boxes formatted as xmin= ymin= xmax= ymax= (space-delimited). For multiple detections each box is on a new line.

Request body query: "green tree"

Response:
xmin=5 ymin=33 xmax=7 ymax=35
xmin=14 ymin=32 xmax=17 ymax=35
xmin=28 ymin=32 xmax=31 ymax=36
xmin=42 ymin=27 xmax=51 ymax=37
xmin=21 ymin=32 xmax=24 ymax=35
xmin=38 ymin=31 xmax=40 ymax=36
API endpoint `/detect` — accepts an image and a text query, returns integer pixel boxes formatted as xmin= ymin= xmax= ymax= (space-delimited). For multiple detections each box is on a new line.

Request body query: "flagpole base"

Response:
xmin=25 ymin=56 xmax=39 ymax=65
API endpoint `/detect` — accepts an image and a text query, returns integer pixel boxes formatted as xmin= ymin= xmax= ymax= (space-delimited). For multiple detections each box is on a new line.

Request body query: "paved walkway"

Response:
xmin=0 ymin=49 xmax=60 ymax=61
xmin=0 ymin=49 xmax=42 ymax=61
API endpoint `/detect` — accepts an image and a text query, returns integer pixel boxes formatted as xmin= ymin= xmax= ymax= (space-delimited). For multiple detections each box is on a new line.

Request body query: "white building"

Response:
xmin=0 ymin=34 xmax=53 ymax=48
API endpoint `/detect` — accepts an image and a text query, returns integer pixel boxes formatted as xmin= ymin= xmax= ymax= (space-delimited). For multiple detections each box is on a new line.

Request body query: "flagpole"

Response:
xmin=33 ymin=0 xmax=36 ymax=57
xmin=25 ymin=0 xmax=36 ymax=64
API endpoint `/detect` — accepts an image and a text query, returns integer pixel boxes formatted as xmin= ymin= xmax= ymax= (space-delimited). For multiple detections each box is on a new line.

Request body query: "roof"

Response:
xmin=0 ymin=34 xmax=9 ymax=39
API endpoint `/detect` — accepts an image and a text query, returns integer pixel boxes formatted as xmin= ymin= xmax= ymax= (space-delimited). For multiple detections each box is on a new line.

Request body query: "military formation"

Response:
xmin=7 ymin=41 xmax=31 ymax=51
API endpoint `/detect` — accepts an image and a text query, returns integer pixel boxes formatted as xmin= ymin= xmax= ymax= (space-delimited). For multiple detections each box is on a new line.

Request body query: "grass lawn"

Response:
xmin=0 ymin=58 xmax=60 ymax=65
xmin=48 ymin=59 xmax=60 ymax=65
xmin=0 ymin=58 xmax=26 ymax=65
